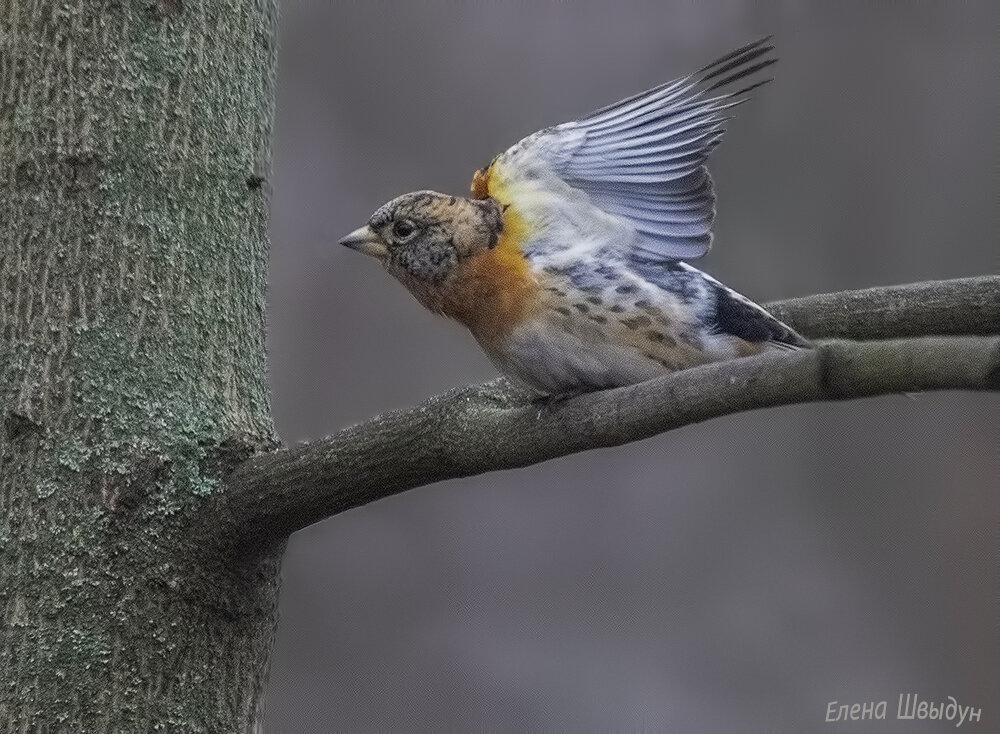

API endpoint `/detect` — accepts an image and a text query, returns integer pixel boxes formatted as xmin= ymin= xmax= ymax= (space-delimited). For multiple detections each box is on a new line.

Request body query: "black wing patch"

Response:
xmin=713 ymin=287 xmax=810 ymax=349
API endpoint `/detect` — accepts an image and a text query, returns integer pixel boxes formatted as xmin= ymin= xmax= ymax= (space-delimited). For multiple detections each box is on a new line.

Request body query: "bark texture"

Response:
xmin=0 ymin=2 xmax=279 ymax=731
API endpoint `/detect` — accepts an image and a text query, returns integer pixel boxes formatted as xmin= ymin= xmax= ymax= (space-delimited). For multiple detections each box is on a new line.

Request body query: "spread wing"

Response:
xmin=477 ymin=37 xmax=776 ymax=261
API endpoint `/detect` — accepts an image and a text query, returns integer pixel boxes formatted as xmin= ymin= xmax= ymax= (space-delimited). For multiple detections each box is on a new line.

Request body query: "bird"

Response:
xmin=340 ymin=37 xmax=809 ymax=396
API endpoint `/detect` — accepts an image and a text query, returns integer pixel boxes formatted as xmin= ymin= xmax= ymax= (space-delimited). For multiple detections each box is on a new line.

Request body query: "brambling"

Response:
xmin=341 ymin=37 xmax=808 ymax=396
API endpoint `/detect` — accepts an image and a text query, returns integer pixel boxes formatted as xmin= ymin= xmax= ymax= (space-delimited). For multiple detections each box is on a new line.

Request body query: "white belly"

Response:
xmin=480 ymin=316 xmax=670 ymax=395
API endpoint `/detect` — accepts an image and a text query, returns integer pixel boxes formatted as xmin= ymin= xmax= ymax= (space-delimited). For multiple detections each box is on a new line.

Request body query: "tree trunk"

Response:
xmin=1 ymin=3 xmax=996 ymax=732
xmin=0 ymin=2 xmax=280 ymax=731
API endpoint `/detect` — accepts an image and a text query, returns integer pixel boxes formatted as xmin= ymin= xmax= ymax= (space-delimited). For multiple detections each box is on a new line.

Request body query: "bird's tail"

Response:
xmin=713 ymin=284 xmax=811 ymax=350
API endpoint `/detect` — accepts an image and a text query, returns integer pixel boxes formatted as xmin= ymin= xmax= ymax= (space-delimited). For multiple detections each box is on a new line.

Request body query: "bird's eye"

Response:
xmin=393 ymin=220 xmax=416 ymax=240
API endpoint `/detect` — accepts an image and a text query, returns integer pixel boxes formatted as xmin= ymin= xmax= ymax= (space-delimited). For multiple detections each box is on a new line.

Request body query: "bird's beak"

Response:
xmin=339 ymin=225 xmax=388 ymax=259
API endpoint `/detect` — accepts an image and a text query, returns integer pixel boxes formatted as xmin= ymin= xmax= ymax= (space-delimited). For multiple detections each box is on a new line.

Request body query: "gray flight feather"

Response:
xmin=500 ymin=37 xmax=776 ymax=262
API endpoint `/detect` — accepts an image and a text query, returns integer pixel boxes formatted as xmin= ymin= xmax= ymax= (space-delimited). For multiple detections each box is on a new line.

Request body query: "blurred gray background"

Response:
xmin=263 ymin=2 xmax=998 ymax=731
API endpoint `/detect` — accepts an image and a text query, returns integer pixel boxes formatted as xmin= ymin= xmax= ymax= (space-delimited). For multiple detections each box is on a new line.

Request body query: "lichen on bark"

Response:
xmin=0 ymin=1 xmax=281 ymax=731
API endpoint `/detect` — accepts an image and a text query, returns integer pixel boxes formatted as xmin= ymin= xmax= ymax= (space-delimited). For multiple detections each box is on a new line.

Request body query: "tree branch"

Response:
xmin=195 ymin=277 xmax=1000 ymax=560
xmin=766 ymin=276 xmax=1000 ymax=340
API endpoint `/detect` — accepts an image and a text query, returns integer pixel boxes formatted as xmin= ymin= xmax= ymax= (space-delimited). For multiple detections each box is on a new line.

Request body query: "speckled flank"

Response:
xmin=623 ymin=314 xmax=652 ymax=327
xmin=479 ymin=265 xmax=721 ymax=393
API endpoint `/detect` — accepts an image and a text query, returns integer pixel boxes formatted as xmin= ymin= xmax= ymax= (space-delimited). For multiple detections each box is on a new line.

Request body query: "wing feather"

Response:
xmin=487 ymin=37 xmax=776 ymax=261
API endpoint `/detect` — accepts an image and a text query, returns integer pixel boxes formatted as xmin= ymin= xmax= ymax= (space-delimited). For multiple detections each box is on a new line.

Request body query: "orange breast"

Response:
xmin=438 ymin=202 xmax=540 ymax=342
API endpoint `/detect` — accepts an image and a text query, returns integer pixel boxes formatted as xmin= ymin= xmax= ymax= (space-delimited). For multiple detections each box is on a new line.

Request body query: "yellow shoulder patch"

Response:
xmin=492 ymin=201 xmax=529 ymax=274
xmin=468 ymin=158 xmax=530 ymax=273
xmin=484 ymin=169 xmax=530 ymax=276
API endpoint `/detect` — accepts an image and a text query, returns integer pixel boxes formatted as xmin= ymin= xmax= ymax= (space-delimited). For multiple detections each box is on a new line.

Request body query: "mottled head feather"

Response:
xmin=365 ymin=190 xmax=504 ymax=286
xmin=356 ymin=190 xmax=539 ymax=339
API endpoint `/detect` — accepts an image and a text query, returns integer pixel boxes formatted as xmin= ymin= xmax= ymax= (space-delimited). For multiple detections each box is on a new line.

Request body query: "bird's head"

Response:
xmin=340 ymin=191 xmax=504 ymax=287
